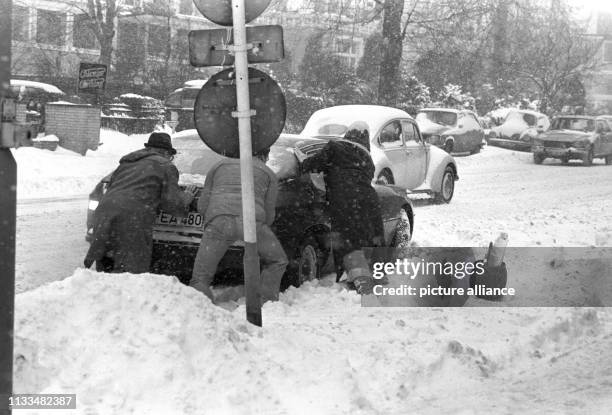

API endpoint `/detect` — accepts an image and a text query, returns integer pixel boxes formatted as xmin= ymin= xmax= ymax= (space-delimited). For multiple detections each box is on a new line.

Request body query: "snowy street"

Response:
xmin=9 ymin=130 xmax=612 ymax=414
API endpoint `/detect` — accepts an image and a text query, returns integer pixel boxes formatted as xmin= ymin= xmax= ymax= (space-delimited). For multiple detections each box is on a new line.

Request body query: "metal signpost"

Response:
xmin=1 ymin=1 xmax=15 ymax=413
xmin=190 ymin=0 xmax=285 ymax=326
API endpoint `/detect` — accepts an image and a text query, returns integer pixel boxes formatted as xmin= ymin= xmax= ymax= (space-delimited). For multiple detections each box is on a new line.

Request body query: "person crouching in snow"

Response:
xmin=84 ymin=132 xmax=197 ymax=273
xmin=189 ymin=148 xmax=288 ymax=305
xmin=301 ymin=121 xmax=385 ymax=294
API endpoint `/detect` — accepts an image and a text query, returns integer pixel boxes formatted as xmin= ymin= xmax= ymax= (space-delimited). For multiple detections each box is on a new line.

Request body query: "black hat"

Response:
xmin=144 ymin=132 xmax=176 ymax=155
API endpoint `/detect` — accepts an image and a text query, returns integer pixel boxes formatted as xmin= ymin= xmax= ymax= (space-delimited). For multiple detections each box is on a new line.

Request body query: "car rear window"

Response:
xmin=172 ymin=135 xmax=298 ymax=181
xmin=416 ymin=111 xmax=457 ymax=126
xmin=551 ymin=118 xmax=595 ymax=132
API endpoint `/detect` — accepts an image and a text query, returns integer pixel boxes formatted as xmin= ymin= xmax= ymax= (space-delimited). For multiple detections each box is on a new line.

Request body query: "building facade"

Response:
xmin=585 ymin=11 xmax=612 ymax=112
xmin=9 ymin=0 xmax=377 ymax=98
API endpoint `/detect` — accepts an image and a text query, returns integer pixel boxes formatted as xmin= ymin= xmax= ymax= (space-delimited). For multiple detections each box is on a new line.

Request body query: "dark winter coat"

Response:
xmin=84 ymin=148 xmax=192 ymax=273
xmin=301 ymin=138 xmax=385 ymax=260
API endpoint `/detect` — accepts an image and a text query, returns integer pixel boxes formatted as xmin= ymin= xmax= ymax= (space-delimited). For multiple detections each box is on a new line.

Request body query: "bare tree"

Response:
xmin=505 ymin=1 xmax=602 ymax=113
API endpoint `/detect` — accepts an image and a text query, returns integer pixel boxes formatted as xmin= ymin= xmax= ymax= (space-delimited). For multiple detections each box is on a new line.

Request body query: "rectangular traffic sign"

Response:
xmin=189 ymin=25 xmax=284 ymax=67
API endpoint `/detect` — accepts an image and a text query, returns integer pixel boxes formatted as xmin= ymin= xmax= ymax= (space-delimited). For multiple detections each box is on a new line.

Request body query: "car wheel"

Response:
xmin=283 ymin=236 xmax=324 ymax=289
xmin=444 ymin=140 xmax=454 ymax=154
xmin=605 ymin=155 xmax=612 ymax=165
xmin=561 ymin=156 xmax=569 ymax=165
xmin=582 ymin=147 xmax=594 ymax=166
xmin=434 ymin=166 xmax=455 ymax=204
xmin=390 ymin=207 xmax=412 ymax=249
xmin=533 ymin=153 xmax=544 ymax=164
xmin=376 ymin=170 xmax=394 ymax=185
xmin=470 ymin=145 xmax=481 ymax=155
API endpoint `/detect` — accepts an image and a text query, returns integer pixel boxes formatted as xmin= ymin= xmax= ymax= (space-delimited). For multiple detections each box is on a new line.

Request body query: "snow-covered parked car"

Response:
xmin=301 ymin=105 xmax=459 ymax=203
xmin=415 ymin=108 xmax=484 ymax=154
xmin=86 ymin=132 xmax=415 ymax=287
xmin=488 ymin=109 xmax=550 ymax=151
xmin=532 ymin=115 xmax=612 ymax=165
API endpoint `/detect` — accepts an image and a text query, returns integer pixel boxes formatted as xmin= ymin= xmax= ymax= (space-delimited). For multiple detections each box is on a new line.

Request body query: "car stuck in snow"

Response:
xmin=87 ymin=132 xmax=415 ymax=287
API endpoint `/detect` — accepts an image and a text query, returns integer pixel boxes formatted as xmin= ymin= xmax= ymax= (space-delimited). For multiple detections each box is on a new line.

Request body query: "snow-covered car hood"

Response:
xmin=538 ymin=130 xmax=593 ymax=143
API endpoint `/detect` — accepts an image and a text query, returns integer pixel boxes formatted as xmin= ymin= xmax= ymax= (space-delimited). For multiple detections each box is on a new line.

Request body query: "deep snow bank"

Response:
xmin=12 ymin=130 xmax=146 ymax=199
xmin=14 ymin=270 xmax=612 ymax=414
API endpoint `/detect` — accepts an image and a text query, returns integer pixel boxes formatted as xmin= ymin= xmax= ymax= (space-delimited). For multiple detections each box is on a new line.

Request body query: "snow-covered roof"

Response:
xmin=301 ymin=105 xmax=411 ymax=137
xmin=10 ymin=79 xmax=65 ymax=95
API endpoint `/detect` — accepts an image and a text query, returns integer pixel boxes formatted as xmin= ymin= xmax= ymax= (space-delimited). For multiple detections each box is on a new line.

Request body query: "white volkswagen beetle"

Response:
xmin=298 ymin=105 xmax=459 ymax=203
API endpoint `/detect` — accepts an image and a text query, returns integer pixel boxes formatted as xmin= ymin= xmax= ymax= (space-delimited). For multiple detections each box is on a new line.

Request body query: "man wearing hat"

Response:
xmin=84 ymin=132 xmax=197 ymax=273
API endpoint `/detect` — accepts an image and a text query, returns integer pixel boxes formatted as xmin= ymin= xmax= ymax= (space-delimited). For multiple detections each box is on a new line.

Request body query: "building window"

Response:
xmin=36 ymin=9 xmax=66 ymax=46
xmin=73 ymin=14 xmax=99 ymax=49
xmin=603 ymin=41 xmax=612 ymax=64
xmin=179 ymin=0 xmax=192 ymax=15
xmin=148 ymin=25 xmax=169 ymax=56
xmin=12 ymin=5 xmax=29 ymax=41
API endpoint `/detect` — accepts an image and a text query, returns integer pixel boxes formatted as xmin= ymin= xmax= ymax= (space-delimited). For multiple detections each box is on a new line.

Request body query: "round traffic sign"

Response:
xmin=193 ymin=0 xmax=271 ymax=26
xmin=193 ymin=67 xmax=286 ymax=158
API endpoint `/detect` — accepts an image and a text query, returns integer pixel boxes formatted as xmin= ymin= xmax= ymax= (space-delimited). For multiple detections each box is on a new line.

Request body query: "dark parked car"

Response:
xmin=164 ymin=80 xmax=207 ymax=132
xmin=532 ymin=115 xmax=612 ymax=165
xmin=87 ymin=132 xmax=415 ymax=287
xmin=415 ymin=108 xmax=484 ymax=154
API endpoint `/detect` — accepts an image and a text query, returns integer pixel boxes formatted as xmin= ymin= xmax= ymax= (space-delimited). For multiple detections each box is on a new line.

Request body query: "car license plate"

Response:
xmin=156 ymin=212 xmax=204 ymax=228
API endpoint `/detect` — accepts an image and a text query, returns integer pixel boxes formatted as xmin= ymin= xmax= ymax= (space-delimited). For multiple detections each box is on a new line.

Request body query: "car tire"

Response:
xmin=561 ymin=156 xmax=569 ymax=165
xmin=390 ymin=207 xmax=412 ymax=249
xmin=533 ymin=153 xmax=544 ymax=164
xmin=470 ymin=145 xmax=481 ymax=155
xmin=605 ymin=155 xmax=612 ymax=165
xmin=434 ymin=166 xmax=455 ymax=204
xmin=444 ymin=140 xmax=454 ymax=154
xmin=376 ymin=170 xmax=394 ymax=185
xmin=283 ymin=235 xmax=324 ymax=289
xmin=582 ymin=147 xmax=594 ymax=166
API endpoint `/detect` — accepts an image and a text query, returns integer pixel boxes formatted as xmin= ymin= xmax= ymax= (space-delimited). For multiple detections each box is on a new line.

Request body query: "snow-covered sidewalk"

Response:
xmin=13 ymin=271 xmax=612 ymax=414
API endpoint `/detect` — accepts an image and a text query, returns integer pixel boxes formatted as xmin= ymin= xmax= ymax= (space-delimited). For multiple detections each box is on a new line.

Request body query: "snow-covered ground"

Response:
xmin=11 ymin=132 xmax=612 ymax=414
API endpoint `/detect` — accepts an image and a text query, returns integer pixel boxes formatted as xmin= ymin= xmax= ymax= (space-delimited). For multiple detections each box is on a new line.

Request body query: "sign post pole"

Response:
xmin=0 ymin=0 xmax=16 ymax=412
xmin=231 ymin=0 xmax=262 ymax=326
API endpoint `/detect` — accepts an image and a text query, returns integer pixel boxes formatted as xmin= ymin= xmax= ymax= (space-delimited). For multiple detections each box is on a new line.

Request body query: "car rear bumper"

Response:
xmin=151 ymin=240 xmax=244 ymax=284
xmin=533 ymin=146 xmax=588 ymax=160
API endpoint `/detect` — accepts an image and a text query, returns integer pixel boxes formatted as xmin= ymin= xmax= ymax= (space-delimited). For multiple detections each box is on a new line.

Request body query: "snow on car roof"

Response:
xmin=507 ymin=108 xmax=546 ymax=117
xmin=184 ymin=79 xmax=208 ymax=88
xmin=10 ymin=79 xmax=65 ymax=95
xmin=419 ymin=108 xmax=462 ymax=114
xmin=119 ymin=93 xmax=158 ymax=100
xmin=301 ymin=105 xmax=411 ymax=137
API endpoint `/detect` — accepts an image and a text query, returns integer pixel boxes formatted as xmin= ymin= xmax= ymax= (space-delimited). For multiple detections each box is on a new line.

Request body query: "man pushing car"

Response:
xmin=84 ymin=132 xmax=197 ymax=273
